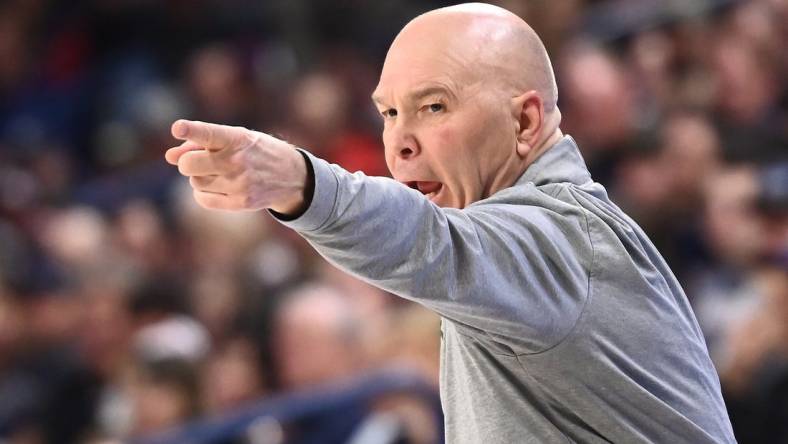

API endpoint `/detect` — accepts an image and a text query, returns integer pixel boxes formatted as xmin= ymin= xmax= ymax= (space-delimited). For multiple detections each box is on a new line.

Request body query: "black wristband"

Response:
xmin=269 ymin=150 xmax=315 ymax=221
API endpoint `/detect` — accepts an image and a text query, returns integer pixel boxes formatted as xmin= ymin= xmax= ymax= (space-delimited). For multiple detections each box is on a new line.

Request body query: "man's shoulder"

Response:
xmin=460 ymin=182 xmax=596 ymax=265
xmin=467 ymin=180 xmax=598 ymax=225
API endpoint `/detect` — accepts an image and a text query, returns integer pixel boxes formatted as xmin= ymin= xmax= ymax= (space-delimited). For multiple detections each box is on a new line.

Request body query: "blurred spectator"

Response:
xmin=271 ymin=282 xmax=366 ymax=391
xmin=690 ymin=164 xmax=788 ymax=442
xmin=558 ymin=42 xmax=642 ymax=185
xmin=692 ymin=167 xmax=764 ymax=363
xmin=756 ymin=163 xmax=788 ymax=266
xmin=367 ymin=306 xmax=441 ymax=388
xmin=709 ymin=1 xmax=788 ymax=166
xmin=612 ymin=110 xmax=722 ymax=278
xmin=127 ymin=358 xmax=201 ymax=438
xmin=128 ymin=276 xmax=210 ymax=364
xmin=201 ymin=335 xmax=267 ymax=415
xmin=282 ymin=69 xmax=388 ymax=176
xmin=717 ymin=269 xmax=788 ymax=443
xmin=186 ymin=44 xmax=255 ymax=126
xmin=0 ymin=257 xmax=98 ymax=444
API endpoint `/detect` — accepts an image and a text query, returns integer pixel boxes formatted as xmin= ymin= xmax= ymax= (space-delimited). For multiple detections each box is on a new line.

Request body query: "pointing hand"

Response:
xmin=165 ymin=119 xmax=309 ymax=214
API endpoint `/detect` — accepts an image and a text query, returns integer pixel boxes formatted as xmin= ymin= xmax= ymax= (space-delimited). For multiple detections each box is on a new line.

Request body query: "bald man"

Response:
xmin=166 ymin=4 xmax=735 ymax=443
xmin=273 ymin=283 xmax=364 ymax=390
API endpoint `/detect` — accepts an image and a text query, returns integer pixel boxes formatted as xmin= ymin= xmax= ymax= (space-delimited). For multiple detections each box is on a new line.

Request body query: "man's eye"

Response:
xmin=428 ymin=103 xmax=444 ymax=112
xmin=382 ymin=109 xmax=397 ymax=118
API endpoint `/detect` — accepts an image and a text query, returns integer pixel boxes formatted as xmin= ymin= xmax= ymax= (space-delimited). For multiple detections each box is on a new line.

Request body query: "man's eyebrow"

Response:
xmin=371 ymin=84 xmax=455 ymax=106
xmin=408 ymin=85 xmax=454 ymax=102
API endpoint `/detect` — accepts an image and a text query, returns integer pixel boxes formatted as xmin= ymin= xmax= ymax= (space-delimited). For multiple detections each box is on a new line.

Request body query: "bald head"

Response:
xmin=385 ymin=3 xmax=557 ymax=111
xmin=374 ymin=3 xmax=563 ymax=209
xmin=273 ymin=283 xmax=364 ymax=389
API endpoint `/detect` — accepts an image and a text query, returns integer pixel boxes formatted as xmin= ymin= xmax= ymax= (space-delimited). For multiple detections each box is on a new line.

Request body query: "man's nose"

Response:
xmin=386 ymin=121 xmax=420 ymax=160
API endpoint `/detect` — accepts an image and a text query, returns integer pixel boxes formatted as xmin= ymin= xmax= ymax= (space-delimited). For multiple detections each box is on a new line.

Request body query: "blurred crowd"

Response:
xmin=0 ymin=0 xmax=785 ymax=443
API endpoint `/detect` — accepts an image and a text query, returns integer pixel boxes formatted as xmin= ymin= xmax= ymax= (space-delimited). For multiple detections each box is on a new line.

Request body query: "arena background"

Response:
xmin=0 ymin=0 xmax=786 ymax=443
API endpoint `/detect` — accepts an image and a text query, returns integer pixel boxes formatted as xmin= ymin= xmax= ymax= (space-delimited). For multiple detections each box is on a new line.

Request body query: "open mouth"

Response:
xmin=405 ymin=181 xmax=443 ymax=201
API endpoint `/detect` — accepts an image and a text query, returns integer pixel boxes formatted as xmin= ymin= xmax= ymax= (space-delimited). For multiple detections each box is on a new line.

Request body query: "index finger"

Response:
xmin=171 ymin=119 xmax=241 ymax=150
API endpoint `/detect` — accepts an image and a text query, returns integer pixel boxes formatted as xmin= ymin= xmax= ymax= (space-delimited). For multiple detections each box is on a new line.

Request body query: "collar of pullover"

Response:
xmin=517 ymin=135 xmax=593 ymax=188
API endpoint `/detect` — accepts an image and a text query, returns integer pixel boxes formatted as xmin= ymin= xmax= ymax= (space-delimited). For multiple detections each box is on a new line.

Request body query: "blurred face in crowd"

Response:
xmin=712 ymin=37 xmax=777 ymax=124
xmin=373 ymin=4 xmax=560 ymax=208
xmin=704 ymin=168 xmax=764 ymax=266
xmin=559 ymin=45 xmax=635 ymax=151
xmin=129 ymin=360 xmax=199 ymax=435
xmin=273 ymin=285 xmax=363 ymax=390
xmin=201 ymin=338 xmax=265 ymax=413
xmin=659 ymin=112 xmax=721 ymax=205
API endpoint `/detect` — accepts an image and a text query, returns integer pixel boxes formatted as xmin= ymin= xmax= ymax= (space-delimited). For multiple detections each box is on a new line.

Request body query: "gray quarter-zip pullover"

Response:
xmin=276 ymin=136 xmax=736 ymax=443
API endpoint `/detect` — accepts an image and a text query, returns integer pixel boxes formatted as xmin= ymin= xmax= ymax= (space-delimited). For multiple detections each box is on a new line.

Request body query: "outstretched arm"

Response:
xmin=165 ymin=119 xmax=589 ymax=353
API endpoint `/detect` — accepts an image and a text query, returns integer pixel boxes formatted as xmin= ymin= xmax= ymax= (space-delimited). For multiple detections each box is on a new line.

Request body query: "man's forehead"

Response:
xmin=372 ymin=16 xmax=505 ymax=105
xmin=372 ymin=47 xmax=474 ymax=104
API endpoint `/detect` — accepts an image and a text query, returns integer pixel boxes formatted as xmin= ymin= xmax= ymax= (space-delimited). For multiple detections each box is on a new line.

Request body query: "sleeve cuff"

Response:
xmin=269 ymin=149 xmax=339 ymax=232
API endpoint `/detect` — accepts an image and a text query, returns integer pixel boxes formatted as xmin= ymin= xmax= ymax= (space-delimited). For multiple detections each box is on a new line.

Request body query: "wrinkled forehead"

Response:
xmin=374 ymin=33 xmax=480 ymax=101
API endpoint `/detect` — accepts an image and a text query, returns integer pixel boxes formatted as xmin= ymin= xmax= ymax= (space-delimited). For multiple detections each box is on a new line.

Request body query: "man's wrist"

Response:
xmin=269 ymin=150 xmax=315 ymax=220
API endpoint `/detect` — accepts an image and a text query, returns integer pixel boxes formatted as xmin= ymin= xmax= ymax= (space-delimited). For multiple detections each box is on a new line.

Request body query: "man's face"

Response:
xmin=372 ymin=34 xmax=516 ymax=209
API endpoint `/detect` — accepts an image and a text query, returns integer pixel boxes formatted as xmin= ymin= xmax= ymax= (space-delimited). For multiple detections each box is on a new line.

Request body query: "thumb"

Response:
xmin=165 ymin=141 xmax=204 ymax=165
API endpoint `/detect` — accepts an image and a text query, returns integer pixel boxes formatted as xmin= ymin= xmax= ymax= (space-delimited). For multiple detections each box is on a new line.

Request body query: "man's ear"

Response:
xmin=511 ymin=91 xmax=544 ymax=158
